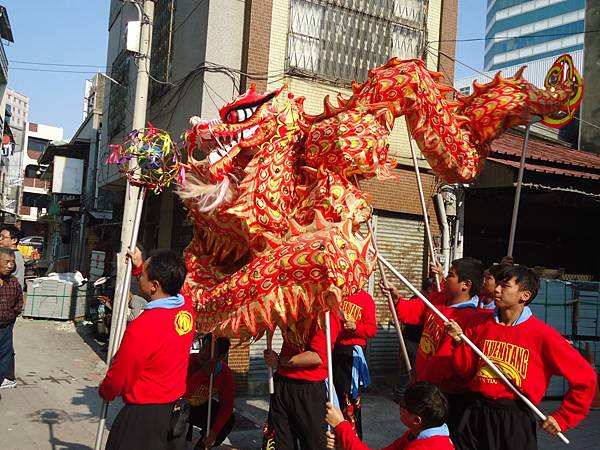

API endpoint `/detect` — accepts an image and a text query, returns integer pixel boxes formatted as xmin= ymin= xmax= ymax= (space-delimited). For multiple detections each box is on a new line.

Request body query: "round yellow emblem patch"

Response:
xmin=174 ymin=310 xmax=193 ymax=336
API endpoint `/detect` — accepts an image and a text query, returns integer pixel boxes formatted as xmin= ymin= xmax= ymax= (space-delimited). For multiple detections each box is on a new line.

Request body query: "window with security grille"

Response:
xmin=287 ymin=0 xmax=427 ymax=83
xmin=150 ymin=0 xmax=176 ymax=99
xmin=108 ymin=49 xmax=129 ymax=139
xmin=459 ymin=86 xmax=471 ymax=96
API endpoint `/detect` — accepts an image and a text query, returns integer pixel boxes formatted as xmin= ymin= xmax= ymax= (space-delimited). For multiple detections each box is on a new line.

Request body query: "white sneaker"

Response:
xmin=0 ymin=378 xmax=17 ymax=389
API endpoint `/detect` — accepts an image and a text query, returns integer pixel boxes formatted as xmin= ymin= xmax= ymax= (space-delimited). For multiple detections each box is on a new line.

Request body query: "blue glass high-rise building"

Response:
xmin=485 ymin=0 xmax=585 ymax=71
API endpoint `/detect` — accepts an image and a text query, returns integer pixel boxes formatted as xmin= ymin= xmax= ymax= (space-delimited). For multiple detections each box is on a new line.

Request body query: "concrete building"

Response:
xmin=39 ymin=73 xmax=110 ymax=273
xmin=19 ymin=122 xmax=63 ymax=235
xmin=6 ymin=88 xmax=29 ymax=129
xmin=0 ymin=5 xmax=13 ymax=135
xmin=99 ymin=0 xmax=458 ymax=392
xmin=0 ymin=6 xmax=14 ymax=221
xmin=579 ymin=2 xmax=600 ymax=153
xmin=485 ymin=0 xmax=585 ymax=71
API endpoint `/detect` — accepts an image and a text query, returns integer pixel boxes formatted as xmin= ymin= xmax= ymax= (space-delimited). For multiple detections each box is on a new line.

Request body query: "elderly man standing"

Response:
xmin=0 ymin=225 xmax=24 ymax=390
xmin=0 ymin=248 xmax=23 ymax=400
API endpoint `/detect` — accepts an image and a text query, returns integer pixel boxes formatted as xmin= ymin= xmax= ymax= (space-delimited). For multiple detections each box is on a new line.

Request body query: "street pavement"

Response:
xmin=1 ymin=317 xmax=599 ymax=449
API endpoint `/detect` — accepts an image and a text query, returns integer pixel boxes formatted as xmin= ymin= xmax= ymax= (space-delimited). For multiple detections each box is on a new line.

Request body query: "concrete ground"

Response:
xmin=1 ymin=317 xmax=599 ymax=449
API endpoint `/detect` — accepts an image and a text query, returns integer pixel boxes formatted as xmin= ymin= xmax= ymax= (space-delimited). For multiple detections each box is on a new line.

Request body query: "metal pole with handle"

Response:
xmin=325 ymin=311 xmax=335 ymax=404
xmin=93 ymin=187 xmax=146 ymax=450
xmin=507 ymin=123 xmax=533 ymax=257
xmin=205 ymin=337 xmax=216 ymax=449
xmin=93 ymin=3 xmax=155 ymax=448
xmin=375 ymin=252 xmax=570 ymax=445
xmin=406 ymin=119 xmax=442 ymax=290
xmin=267 ymin=331 xmax=275 ymax=394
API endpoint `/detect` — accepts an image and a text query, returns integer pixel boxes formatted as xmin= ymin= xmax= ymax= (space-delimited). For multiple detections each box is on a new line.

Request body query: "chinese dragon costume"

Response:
xmin=177 ymin=57 xmax=575 ymax=340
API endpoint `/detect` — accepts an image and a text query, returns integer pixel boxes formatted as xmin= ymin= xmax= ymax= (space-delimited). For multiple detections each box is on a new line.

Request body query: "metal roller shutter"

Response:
xmin=366 ymin=211 xmax=426 ymax=376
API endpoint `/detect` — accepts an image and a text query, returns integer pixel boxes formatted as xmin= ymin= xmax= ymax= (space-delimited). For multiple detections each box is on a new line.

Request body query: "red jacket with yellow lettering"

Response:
xmin=453 ymin=315 xmax=597 ymax=431
xmin=99 ymin=299 xmax=195 ymax=404
xmin=395 ymin=291 xmax=491 ymax=394
xmin=337 ymin=290 xmax=377 ymax=347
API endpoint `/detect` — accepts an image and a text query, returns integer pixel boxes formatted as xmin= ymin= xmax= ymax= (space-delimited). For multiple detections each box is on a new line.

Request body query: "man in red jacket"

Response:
xmin=184 ymin=334 xmax=235 ymax=449
xmin=333 ymin=290 xmax=377 ymax=439
xmin=446 ymin=265 xmax=598 ymax=450
xmin=380 ymin=258 xmax=489 ymax=440
xmin=99 ymin=249 xmax=195 ymax=450
xmin=263 ymin=313 xmax=341 ymax=450
xmin=325 ymin=381 xmax=455 ymax=450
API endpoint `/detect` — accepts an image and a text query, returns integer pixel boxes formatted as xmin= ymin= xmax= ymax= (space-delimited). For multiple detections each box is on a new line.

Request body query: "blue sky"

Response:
xmin=4 ymin=1 xmax=109 ymax=139
xmin=455 ymin=0 xmax=487 ymax=80
xmin=3 ymin=1 xmax=486 ymax=139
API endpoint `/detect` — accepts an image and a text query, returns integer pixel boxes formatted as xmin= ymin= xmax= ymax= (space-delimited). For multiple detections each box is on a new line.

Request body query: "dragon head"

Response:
xmin=185 ymin=84 xmax=285 ymax=183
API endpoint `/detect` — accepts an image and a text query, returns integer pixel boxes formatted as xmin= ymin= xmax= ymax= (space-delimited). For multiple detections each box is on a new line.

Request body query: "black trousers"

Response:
xmin=267 ymin=373 xmax=327 ymax=450
xmin=454 ymin=395 xmax=538 ymax=450
xmin=333 ymin=345 xmax=363 ymax=439
xmin=106 ymin=403 xmax=186 ymax=450
xmin=187 ymin=399 xmax=235 ymax=447
xmin=445 ymin=392 xmax=476 ymax=443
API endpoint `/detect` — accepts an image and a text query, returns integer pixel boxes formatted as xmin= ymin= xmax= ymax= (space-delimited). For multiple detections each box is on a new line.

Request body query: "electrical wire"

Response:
xmin=431 ymin=29 xmax=600 ymax=44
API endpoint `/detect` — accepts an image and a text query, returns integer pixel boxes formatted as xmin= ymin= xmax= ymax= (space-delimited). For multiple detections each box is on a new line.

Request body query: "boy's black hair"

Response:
xmin=1 ymin=225 xmax=23 ymax=244
xmin=451 ymin=257 xmax=484 ymax=296
xmin=487 ymin=264 xmax=505 ymax=279
xmin=202 ymin=333 xmax=231 ymax=357
xmin=145 ymin=249 xmax=187 ymax=296
xmin=495 ymin=265 xmax=540 ymax=305
xmin=403 ymin=381 xmax=448 ymax=428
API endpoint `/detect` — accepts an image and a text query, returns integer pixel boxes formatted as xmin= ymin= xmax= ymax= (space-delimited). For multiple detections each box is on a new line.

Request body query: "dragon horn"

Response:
xmin=513 ymin=66 xmax=527 ymax=80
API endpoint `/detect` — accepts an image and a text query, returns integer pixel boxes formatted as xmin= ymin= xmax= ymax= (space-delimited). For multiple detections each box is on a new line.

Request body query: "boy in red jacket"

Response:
xmin=446 ymin=265 xmax=598 ymax=450
xmin=380 ymin=258 xmax=489 ymax=438
xmin=333 ymin=290 xmax=377 ymax=438
xmin=325 ymin=381 xmax=455 ymax=449
xmin=99 ymin=249 xmax=195 ymax=450
xmin=263 ymin=314 xmax=341 ymax=450
xmin=185 ymin=334 xmax=235 ymax=449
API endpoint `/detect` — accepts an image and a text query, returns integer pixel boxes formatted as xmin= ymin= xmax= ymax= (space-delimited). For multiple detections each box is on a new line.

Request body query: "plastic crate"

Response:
xmin=24 ymin=278 xmax=89 ymax=320
xmin=530 ymin=279 xmax=575 ymax=336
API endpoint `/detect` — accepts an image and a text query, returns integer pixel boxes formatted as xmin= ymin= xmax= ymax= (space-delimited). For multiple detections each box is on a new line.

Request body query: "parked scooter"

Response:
xmin=90 ymin=276 xmax=114 ymax=340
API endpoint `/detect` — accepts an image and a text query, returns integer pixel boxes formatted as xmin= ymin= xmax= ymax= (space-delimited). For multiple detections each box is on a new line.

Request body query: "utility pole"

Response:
xmin=93 ymin=2 xmax=154 ymax=448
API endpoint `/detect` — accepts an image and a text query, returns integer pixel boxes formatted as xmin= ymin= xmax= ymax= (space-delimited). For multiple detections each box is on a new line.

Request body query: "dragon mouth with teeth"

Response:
xmin=186 ymin=84 xmax=284 ymax=182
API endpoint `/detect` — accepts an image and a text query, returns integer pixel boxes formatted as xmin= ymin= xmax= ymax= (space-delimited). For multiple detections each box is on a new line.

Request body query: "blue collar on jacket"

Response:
xmin=416 ymin=423 xmax=450 ymax=440
xmin=449 ymin=295 xmax=479 ymax=309
xmin=144 ymin=294 xmax=185 ymax=310
xmin=493 ymin=305 xmax=532 ymax=325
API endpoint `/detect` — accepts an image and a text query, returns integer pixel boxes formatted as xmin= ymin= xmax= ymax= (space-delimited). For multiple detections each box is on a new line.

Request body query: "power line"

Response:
xmin=10 ymin=67 xmax=113 ymax=74
xmin=432 ymin=29 xmax=600 ymax=44
xmin=9 ymin=60 xmax=110 ymax=68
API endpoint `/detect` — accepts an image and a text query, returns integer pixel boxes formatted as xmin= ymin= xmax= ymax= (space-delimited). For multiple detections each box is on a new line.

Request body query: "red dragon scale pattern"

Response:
xmin=177 ymin=57 xmax=577 ymax=341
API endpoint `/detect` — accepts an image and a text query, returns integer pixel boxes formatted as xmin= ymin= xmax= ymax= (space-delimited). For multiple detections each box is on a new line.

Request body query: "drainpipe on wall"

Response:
xmin=434 ymin=193 xmax=451 ymax=275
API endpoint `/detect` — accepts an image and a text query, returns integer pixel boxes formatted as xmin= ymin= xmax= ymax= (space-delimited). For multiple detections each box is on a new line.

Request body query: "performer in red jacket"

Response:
xmin=446 ymin=265 xmax=598 ymax=450
xmin=263 ymin=314 xmax=341 ymax=450
xmin=333 ymin=290 xmax=377 ymax=438
xmin=380 ymin=258 xmax=489 ymax=439
xmin=326 ymin=381 xmax=455 ymax=450
xmin=184 ymin=334 xmax=235 ymax=449
xmin=99 ymin=249 xmax=195 ymax=450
